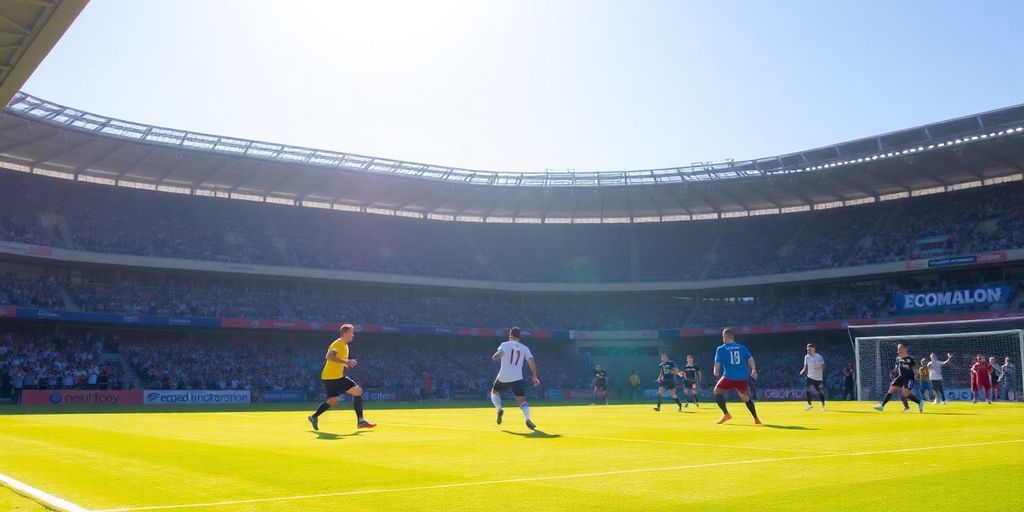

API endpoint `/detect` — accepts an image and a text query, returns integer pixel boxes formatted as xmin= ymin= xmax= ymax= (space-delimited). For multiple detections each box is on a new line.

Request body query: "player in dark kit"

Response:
xmin=873 ymin=343 xmax=924 ymax=413
xmin=592 ymin=365 xmax=609 ymax=405
xmin=654 ymin=353 xmax=683 ymax=411
xmin=680 ymin=355 xmax=701 ymax=407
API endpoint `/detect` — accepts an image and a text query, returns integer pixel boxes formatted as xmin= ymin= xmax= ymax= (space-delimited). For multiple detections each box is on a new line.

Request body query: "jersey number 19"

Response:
xmin=730 ymin=350 xmax=741 ymax=365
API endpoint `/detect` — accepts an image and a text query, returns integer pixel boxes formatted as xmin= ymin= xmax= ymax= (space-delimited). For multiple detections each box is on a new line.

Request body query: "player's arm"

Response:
xmin=491 ymin=350 xmax=503 ymax=363
xmin=696 ymin=368 xmax=702 ymax=382
xmin=713 ymin=362 xmax=721 ymax=378
xmin=748 ymin=357 xmax=758 ymax=380
xmin=527 ymin=357 xmax=540 ymax=386
xmin=325 ymin=349 xmax=356 ymax=368
xmin=943 ymin=353 xmax=953 ymax=365
xmin=799 ymin=359 xmax=807 ymax=376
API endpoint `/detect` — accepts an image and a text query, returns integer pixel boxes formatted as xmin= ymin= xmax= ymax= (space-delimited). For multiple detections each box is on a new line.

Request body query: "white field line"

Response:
xmin=92 ymin=439 xmax=1023 ymax=512
xmin=381 ymin=421 xmax=834 ymax=453
xmin=0 ymin=472 xmax=89 ymax=512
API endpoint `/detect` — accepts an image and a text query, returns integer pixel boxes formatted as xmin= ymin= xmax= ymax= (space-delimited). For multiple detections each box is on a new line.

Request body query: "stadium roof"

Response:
xmin=1 ymin=91 xmax=1023 ymax=222
xmin=0 ymin=0 xmax=87 ymax=107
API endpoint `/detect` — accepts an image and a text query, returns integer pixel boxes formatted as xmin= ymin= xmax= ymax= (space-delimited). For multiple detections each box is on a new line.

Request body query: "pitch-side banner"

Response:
xmin=143 ymin=389 xmax=251 ymax=405
xmin=894 ymin=286 xmax=1012 ymax=310
xmin=20 ymin=389 xmax=143 ymax=406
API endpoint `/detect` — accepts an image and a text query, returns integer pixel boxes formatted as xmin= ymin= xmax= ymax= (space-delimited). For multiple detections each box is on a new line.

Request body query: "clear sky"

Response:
xmin=23 ymin=0 xmax=1024 ymax=173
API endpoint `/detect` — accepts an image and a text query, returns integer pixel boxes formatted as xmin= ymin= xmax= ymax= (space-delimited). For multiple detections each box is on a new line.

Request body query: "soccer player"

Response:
xmin=680 ymin=355 xmax=701 ymax=407
xmin=490 ymin=327 xmax=540 ymax=430
xmin=999 ymin=357 xmax=1015 ymax=401
xmin=971 ymin=355 xmax=993 ymax=404
xmin=843 ymin=363 xmax=856 ymax=400
xmin=917 ymin=358 xmax=934 ymax=403
xmin=989 ymin=356 xmax=1001 ymax=402
xmin=873 ymin=343 xmax=924 ymax=413
xmin=654 ymin=353 xmax=683 ymax=412
xmin=308 ymin=324 xmax=376 ymax=430
xmin=592 ymin=365 xmax=609 ymax=405
xmin=799 ymin=343 xmax=826 ymax=411
xmin=712 ymin=328 xmax=760 ymax=424
xmin=927 ymin=352 xmax=953 ymax=404
xmin=628 ymin=369 xmax=641 ymax=402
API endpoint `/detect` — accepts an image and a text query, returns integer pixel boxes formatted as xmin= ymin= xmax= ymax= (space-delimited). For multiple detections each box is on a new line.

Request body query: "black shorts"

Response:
xmin=323 ymin=376 xmax=358 ymax=398
xmin=659 ymin=379 xmax=676 ymax=390
xmin=493 ymin=379 xmax=526 ymax=397
xmin=683 ymin=380 xmax=697 ymax=389
xmin=889 ymin=376 xmax=914 ymax=389
xmin=594 ymin=383 xmax=607 ymax=391
xmin=806 ymin=377 xmax=824 ymax=390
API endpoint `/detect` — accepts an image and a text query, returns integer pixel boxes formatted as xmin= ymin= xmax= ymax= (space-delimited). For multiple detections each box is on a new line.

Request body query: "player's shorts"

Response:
xmin=683 ymin=380 xmax=697 ymax=389
xmin=658 ymin=378 xmax=676 ymax=390
xmin=493 ymin=379 xmax=527 ymax=397
xmin=889 ymin=376 xmax=914 ymax=389
xmin=972 ymin=377 xmax=992 ymax=389
xmin=715 ymin=377 xmax=748 ymax=393
xmin=594 ymin=382 xmax=607 ymax=391
xmin=323 ymin=376 xmax=358 ymax=398
xmin=805 ymin=377 xmax=824 ymax=390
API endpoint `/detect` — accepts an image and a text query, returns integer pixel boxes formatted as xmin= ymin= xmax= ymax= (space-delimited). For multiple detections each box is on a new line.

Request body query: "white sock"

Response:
xmin=490 ymin=392 xmax=502 ymax=410
xmin=520 ymin=402 xmax=531 ymax=421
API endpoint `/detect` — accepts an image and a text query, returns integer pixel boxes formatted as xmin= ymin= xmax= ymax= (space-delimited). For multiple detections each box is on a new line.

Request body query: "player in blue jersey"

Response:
xmin=712 ymin=328 xmax=761 ymax=425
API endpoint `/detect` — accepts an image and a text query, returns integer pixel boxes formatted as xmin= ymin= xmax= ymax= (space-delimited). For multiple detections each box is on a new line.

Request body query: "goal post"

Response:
xmin=850 ymin=318 xmax=1024 ymax=402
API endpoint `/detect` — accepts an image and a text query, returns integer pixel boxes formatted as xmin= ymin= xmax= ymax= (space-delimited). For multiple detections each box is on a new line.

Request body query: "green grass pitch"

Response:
xmin=1 ymin=400 xmax=1022 ymax=512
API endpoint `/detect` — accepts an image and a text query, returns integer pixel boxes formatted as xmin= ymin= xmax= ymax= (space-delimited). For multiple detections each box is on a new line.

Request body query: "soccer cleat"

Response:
xmin=932 ymin=399 xmax=938 ymax=405
xmin=653 ymin=406 xmax=660 ymax=411
xmin=872 ymin=404 xmax=884 ymax=411
xmin=496 ymin=409 xmax=504 ymax=425
xmin=677 ymin=403 xmax=682 ymax=412
xmin=987 ymin=400 xmax=992 ymax=404
xmin=821 ymin=406 xmax=826 ymax=412
xmin=753 ymin=417 xmax=762 ymax=425
xmin=684 ymin=403 xmax=689 ymax=408
xmin=805 ymin=404 xmax=814 ymax=411
xmin=902 ymin=407 xmax=910 ymax=413
xmin=308 ymin=415 xmax=319 ymax=431
xmin=716 ymin=414 xmax=732 ymax=424
xmin=357 ymin=419 xmax=376 ymax=429
xmin=525 ymin=419 xmax=536 ymax=430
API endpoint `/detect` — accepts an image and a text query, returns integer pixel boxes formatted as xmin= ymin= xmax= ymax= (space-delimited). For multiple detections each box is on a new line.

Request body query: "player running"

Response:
xmin=308 ymin=324 xmax=376 ymax=431
xmin=654 ymin=353 xmax=683 ymax=411
xmin=799 ymin=343 xmax=826 ymax=411
xmin=592 ymin=365 xmax=609 ymax=405
xmin=970 ymin=355 xmax=993 ymax=404
xmin=927 ymin=352 xmax=953 ymax=404
xmin=713 ymin=328 xmax=761 ymax=425
xmin=490 ymin=327 xmax=540 ymax=430
xmin=873 ymin=343 xmax=924 ymax=413
xmin=989 ymin=356 xmax=1001 ymax=402
xmin=680 ymin=355 xmax=701 ymax=407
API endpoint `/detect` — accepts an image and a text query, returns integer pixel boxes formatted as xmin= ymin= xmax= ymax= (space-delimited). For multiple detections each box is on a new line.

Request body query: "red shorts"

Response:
xmin=715 ymin=377 xmax=748 ymax=393
xmin=972 ymin=377 xmax=991 ymax=389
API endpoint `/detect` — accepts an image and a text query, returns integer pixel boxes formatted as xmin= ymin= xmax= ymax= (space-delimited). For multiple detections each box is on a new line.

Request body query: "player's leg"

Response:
xmin=691 ymin=384 xmax=700 ymax=406
xmin=491 ymin=380 xmax=505 ymax=424
xmin=512 ymin=381 xmax=535 ymax=430
xmin=309 ymin=379 xmax=341 ymax=430
xmin=816 ymin=381 xmax=826 ymax=409
xmin=902 ymin=385 xmax=923 ymax=412
xmin=344 ymin=378 xmax=374 ymax=428
xmin=655 ymin=386 xmax=665 ymax=410
xmin=713 ymin=378 xmax=736 ymax=423
xmin=735 ymin=380 xmax=760 ymax=423
xmin=670 ymin=387 xmax=682 ymax=410
xmin=875 ymin=384 xmax=902 ymax=410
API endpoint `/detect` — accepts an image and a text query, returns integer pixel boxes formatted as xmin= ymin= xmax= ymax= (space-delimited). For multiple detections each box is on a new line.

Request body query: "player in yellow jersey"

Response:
xmin=308 ymin=324 xmax=376 ymax=430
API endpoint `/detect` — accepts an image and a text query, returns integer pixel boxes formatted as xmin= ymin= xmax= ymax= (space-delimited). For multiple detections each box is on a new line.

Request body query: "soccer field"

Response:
xmin=1 ymin=401 xmax=1022 ymax=512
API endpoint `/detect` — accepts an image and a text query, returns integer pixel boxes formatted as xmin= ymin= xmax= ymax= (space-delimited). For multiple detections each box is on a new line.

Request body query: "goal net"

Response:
xmin=851 ymin=319 xmax=1024 ymax=402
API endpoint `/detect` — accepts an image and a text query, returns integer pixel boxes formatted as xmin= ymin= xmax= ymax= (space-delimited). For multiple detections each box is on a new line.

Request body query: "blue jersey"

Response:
xmin=715 ymin=342 xmax=752 ymax=380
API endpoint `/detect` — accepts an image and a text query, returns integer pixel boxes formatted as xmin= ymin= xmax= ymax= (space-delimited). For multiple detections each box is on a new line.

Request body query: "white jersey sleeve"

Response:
xmin=805 ymin=354 xmax=825 ymax=380
xmin=496 ymin=341 xmax=532 ymax=383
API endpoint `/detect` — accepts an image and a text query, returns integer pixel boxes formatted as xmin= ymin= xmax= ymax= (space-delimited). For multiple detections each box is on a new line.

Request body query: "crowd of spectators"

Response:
xmin=0 ymin=331 xmax=127 ymax=403
xmin=2 ymin=172 xmax=1023 ymax=283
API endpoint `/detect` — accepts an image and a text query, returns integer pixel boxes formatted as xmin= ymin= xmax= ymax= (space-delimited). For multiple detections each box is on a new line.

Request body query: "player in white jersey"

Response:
xmin=490 ymin=327 xmax=541 ymax=430
xmin=927 ymin=352 xmax=953 ymax=404
xmin=799 ymin=343 xmax=827 ymax=411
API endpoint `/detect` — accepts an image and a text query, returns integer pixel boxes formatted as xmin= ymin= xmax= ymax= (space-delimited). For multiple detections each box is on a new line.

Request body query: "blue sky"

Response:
xmin=24 ymin=0 xmax=1024 ymax=173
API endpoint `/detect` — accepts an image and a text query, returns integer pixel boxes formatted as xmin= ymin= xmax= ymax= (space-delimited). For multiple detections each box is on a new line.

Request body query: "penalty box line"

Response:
xmin=93 ymin=439 xmax=1023 ymax=512
xmin=0 ymin=472 xmax=89 ymax=512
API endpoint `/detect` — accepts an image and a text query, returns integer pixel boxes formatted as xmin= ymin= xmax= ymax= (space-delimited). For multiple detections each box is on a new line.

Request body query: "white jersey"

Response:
xmin=927 ymin=359 xmax=947 ymax=380
xmin=804 ymin=353 xmax=825 ymax=380
xmin=495 ymin=341 xmax=533 ymax=383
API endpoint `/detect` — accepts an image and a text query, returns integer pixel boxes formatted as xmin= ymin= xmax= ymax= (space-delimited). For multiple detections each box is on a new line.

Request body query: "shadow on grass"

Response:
xmin=501 ymin=429 xmax=561 ymax=439
xmin=309 ymin=430 xmax=371 ymax=440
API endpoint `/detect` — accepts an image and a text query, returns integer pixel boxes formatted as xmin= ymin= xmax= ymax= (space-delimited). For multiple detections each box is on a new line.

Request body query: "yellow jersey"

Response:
xmin=629 ymin=374 xmax=640 ymax=387
xmin=321 ymin=338 xmax=349 ymax=380
xmin=918 ymin=366 xmax=929 ymax=381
